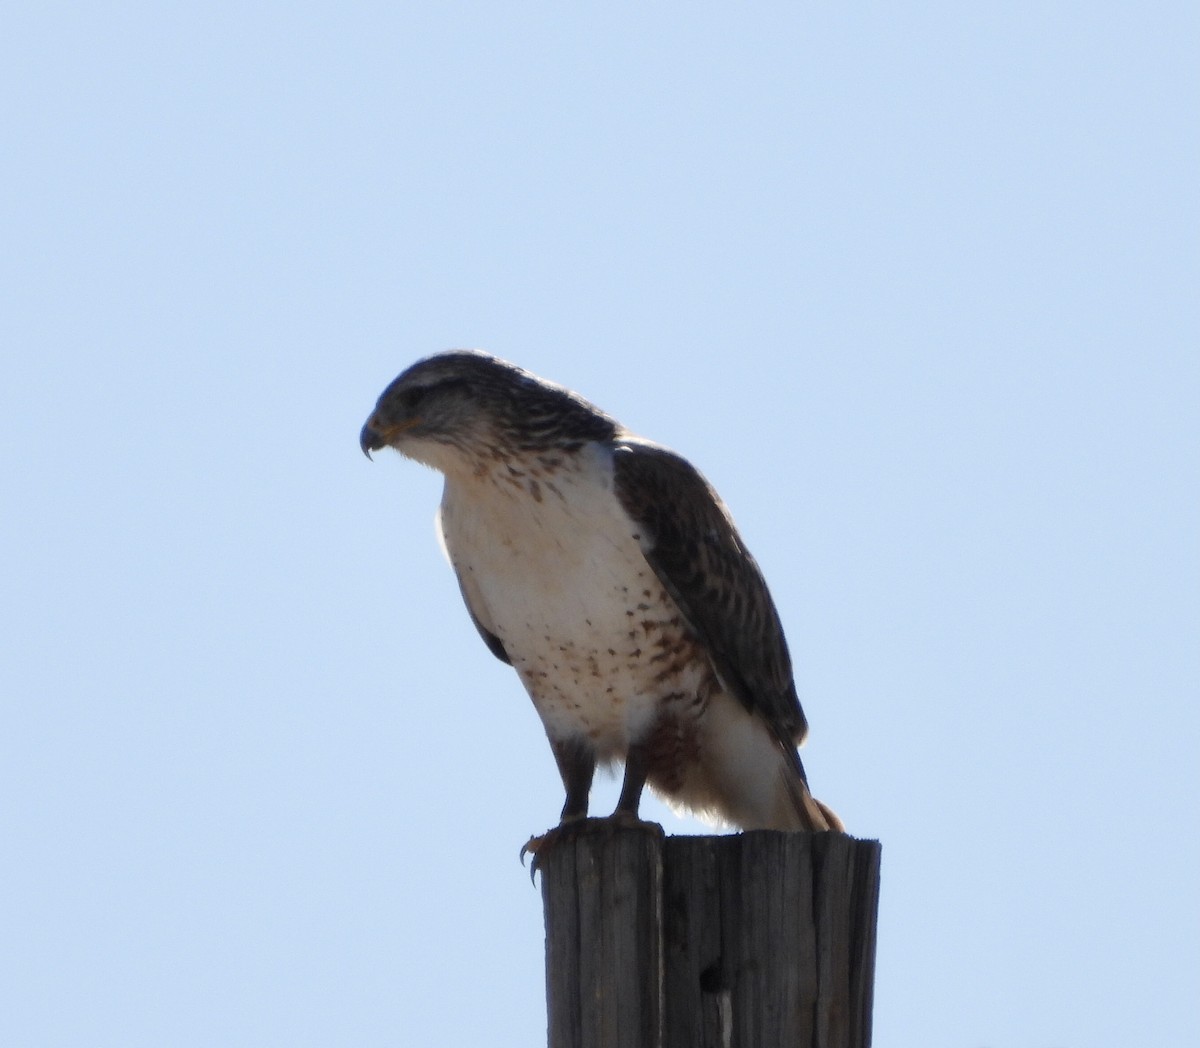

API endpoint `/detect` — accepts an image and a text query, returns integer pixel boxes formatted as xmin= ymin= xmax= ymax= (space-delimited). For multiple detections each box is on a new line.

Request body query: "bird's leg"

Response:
xmin=521 ymin=739 xmax=595 ymax=870
xmin=521 ymin=739 xmax=661 ymax=874
xmin=552 ymin=737 xmax=595 ymax=822
xmin=614 ymin=742 xmax=648 ymax=821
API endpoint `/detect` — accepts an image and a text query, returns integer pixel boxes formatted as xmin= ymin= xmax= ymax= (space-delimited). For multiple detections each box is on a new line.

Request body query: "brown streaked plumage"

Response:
xmin=360 ymin=350 xmax=842 ymax=835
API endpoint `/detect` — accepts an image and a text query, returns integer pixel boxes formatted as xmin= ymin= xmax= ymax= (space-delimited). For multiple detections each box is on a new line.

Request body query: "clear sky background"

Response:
xmin=3 ymin=4 xmax=1197 ymax=1046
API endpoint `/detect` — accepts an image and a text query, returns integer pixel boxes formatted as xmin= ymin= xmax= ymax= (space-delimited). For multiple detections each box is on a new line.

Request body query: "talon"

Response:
xmin=520 ymin=834 xmax=548 ymax=882
xmin=520 ymin=825 xmax=568 ymax=882
xmin=517 ymin=817 xmax=590 ymax=882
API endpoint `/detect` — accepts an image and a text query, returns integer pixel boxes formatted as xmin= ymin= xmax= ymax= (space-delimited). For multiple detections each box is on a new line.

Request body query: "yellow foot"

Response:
xmin=519 ymin=815 xmax=662 ymax=880
xmin=519 ymin=816 xmax=585 ymax=878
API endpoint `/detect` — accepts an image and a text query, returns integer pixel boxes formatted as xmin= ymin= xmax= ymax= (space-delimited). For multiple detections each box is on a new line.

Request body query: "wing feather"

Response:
xmin=612 ymin=438 xmax=808 ymax=745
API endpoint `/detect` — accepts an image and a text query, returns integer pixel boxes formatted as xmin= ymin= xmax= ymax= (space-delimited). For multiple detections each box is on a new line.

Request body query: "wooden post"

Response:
xmin=539 ymin=825 xmax=881 ymax=1048
xmin=540 ymin=820 xmax=665 ymax=1048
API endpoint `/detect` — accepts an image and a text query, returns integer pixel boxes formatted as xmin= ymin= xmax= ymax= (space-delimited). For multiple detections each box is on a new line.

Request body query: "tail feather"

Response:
xmin=779 ymin=740 xmax=844 ymax=832
xmin=655 ymin=690 xmax=844 ymax=833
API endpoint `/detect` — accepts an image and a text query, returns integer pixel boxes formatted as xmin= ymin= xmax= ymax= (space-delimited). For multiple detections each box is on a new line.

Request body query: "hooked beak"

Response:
xmin=359 ymin=420 xmax=384 ymax=460
xmin=360 ymin=415 xmax=421 ymax=459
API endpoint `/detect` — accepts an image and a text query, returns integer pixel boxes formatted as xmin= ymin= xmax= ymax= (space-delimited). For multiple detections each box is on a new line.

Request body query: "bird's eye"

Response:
xmin=400 ymin=386 xmax=427 ymax=411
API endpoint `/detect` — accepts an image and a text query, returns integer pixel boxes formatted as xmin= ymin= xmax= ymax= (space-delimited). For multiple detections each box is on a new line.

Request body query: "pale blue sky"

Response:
xmin=2 ymin=4 xmax=1197 ymax=1046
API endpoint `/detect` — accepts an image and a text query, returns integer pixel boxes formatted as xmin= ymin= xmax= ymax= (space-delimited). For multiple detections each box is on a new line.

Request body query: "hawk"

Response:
xmin=360 ymin=350 xmax=842 ymax=836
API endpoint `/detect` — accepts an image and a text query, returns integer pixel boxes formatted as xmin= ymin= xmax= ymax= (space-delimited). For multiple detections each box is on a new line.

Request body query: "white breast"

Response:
xmin=436 ymin=443 xmax=702 ymax=761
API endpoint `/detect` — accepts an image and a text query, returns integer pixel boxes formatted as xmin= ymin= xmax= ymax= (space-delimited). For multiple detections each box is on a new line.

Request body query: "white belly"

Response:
xmin=437 ymin=444 xmax=704 ymax=761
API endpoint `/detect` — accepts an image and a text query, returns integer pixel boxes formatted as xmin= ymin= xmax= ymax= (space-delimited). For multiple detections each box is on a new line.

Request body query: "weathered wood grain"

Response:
xmin=540 ymin=820 xmax=665 ymax=1048
xmin=540 ymin=826 xmax=881 ymax=1048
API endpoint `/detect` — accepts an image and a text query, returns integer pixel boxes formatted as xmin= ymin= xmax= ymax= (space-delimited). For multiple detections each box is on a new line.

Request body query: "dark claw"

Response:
xmin=519 ymin=817 xmax=589 ymax=882
xmin=518 ymin=815 xmax=663 ymax=883
xmin=519 ymin=835 xmax=544 ymax=883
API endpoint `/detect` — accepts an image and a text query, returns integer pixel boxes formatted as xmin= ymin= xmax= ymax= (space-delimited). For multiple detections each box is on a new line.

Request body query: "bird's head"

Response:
xmin=359 ymin=350 xmax=618 ymax=475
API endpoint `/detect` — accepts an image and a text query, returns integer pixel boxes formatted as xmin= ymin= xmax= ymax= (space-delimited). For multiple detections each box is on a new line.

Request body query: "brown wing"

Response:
xmin=611 ymin=438 xmax=809 ymax=746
